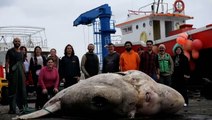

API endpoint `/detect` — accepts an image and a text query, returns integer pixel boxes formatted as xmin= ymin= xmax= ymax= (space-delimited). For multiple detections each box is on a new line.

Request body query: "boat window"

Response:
xmin=121 ymin=26 xmax=133 ymax=35
xmin=136 ymin=25 xmax=139 ymax=29
xmin=175 ymin=22 xmax=180 ymax=29
xmin=165 ymin=21 xmax=173 ymax=37
xmin=149 ymin=21 xmax=153 ymax=26
xmin=153 ymin=20 xmax=161 ymax=40
xmin=143 ymin=23 xmax=146 ymax=28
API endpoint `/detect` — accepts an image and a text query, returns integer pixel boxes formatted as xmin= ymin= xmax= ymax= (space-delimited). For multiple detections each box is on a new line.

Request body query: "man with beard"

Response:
xmin=5 ymin=37 xmax=28 ymax=114
xmin=81 ymin=43 xmax=99 ymax=79
xmin=120 ymin=41 xmax=140 ymax=71
xmin=139 ymin=40 xmax=160 ymax=81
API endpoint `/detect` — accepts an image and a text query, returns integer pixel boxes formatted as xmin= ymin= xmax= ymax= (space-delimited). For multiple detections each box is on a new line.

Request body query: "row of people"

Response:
xmin=5 ymin=37 xmax=190 ymax=115
xmin=5 ymin=39 xmax=59 ymax=114
xmin=5 ymin=39 xmax=99 ymax=113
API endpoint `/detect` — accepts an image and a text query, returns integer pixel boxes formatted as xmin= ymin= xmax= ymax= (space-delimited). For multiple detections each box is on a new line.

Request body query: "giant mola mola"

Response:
xmin=13 ymin=70 xmax=184 ymax=119
xmin=119 ymin=70 xmax=185 ymax=115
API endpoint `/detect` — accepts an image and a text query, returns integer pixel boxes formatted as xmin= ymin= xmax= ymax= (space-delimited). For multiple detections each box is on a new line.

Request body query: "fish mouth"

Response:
xmin=145 ymin=92 xmax=151 ymax=102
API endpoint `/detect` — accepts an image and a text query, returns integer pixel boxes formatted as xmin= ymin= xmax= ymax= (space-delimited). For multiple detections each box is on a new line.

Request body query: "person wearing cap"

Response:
xmin=102 ymin=43 xmax=120 ymax=73
xmin=120 ymin=41 xmax=140 ymax=71
xmin=139 ymin=40 xmax=160 ymax=81
xmin=157 ymin=44 xmax=174 ymax=86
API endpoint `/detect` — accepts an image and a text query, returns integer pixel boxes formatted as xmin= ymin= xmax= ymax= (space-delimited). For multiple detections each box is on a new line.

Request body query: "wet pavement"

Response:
xmin=1 ymin=92 xmax=212 ymax=120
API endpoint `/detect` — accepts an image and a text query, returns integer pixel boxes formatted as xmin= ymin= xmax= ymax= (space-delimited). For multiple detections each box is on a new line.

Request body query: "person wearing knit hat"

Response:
xmin=157 ymin=44 xmax=174 ymax=87
xmin=159 ymin=44 xmax=166 ymax=49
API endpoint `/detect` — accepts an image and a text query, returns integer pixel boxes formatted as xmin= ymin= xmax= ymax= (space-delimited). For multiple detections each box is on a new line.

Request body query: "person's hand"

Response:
xmin=53 ymin=88 xmax=58 ymax=93
xmin=156 ymin=74 xmax=160 ymax=81
xmin=184 ymin=75 xmax=190 ymax=81
xmin=74 ymin=76 xmax=80 ymax=81
xmin=42 ymin=89 xmax=48 ymax=94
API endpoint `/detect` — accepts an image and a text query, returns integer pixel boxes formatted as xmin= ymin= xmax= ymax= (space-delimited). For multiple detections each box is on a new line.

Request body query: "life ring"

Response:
xmin=174 ymin=0 xmax=185 ymax=13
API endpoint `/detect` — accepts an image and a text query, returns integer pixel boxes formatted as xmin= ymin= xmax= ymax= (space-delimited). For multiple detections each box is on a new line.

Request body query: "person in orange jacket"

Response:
xmin=120 ymin=41 xmax=140 ymax=71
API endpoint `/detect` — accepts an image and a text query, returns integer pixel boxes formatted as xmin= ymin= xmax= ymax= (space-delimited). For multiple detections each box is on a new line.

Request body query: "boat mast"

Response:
xmin=156 ymin=0 xmax=160 ymax=13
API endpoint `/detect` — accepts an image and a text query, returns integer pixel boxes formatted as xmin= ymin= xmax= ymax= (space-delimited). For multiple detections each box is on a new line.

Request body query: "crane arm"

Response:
xmin=73 ymin=4 xmax=112 ymax=26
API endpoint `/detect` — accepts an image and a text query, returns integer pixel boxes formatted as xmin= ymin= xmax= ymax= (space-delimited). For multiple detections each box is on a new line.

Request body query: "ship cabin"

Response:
xmin=114 ymin=0 xmax=193 ymax=55
xmin=113 ymin=0 xmax=212 ymax=87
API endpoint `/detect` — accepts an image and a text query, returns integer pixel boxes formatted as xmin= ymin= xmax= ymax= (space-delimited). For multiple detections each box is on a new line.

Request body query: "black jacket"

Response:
xmin=60 ymin=55 xmax=81 ymax=79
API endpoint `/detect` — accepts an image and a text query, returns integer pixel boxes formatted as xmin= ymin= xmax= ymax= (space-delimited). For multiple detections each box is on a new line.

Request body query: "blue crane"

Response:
xmin=73 ymin=4 xmax=116 ymax=68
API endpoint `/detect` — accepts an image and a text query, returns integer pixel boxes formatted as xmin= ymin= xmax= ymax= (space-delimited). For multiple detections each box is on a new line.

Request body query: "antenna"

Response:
xmin=156 ymin=0 xmax=161 ymax=13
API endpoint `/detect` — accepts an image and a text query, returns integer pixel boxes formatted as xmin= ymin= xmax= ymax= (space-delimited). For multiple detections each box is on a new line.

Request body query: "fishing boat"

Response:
xmin=73 ymin=0 xmax=212 ymax=87
xmin=113 ymin=0 xmax=212 ymax=88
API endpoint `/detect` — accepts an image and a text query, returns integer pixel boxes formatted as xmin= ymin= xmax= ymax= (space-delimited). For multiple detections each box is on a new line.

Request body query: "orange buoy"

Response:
xmin=192 ymin=39 xmax=203 ymax=50
xmin=176 ymin=36 xmax=186 ymax=45
xmin=179 ymin=32 xmax=188 ymax=39
xmin=192 ymin=49 xmax=199 ymax=59
xmin=184 ymin=39 xmax=193 ymax=51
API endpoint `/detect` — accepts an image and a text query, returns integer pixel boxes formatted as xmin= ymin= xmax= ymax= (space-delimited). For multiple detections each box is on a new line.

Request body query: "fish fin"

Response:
xmin=12 ymin=101 xmax=61 ymax=120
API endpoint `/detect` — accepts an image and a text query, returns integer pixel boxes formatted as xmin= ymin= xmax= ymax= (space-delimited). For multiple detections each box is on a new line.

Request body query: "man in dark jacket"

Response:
xmin=102 ymin=43 xmax=120 ymax=73
xmin=81 ymin=43 xmax=99 ymax=79
xmin=5 ymin=38 xmax=28 ymax=114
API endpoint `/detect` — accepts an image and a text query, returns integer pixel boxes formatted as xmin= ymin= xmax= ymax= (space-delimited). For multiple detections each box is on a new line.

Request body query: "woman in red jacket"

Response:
xmin=37 ymin=57 xmax=59 ymax=109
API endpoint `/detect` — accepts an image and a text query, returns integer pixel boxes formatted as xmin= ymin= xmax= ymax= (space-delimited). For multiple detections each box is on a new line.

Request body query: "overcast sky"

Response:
xmin=0 ymin=0 xmax=211 ymax=58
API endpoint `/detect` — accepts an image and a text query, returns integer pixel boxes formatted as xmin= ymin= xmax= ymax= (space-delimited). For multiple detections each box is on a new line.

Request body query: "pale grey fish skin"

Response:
xmin=120 ymin=70 xmax=185 ymax=115
xmin=60 ymin=73 xmax=139 ymax=117
xmin=13 ymin=70 xmax=184 ymax=119
xmin=13 ymin=73 xmax=139 ymax=119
